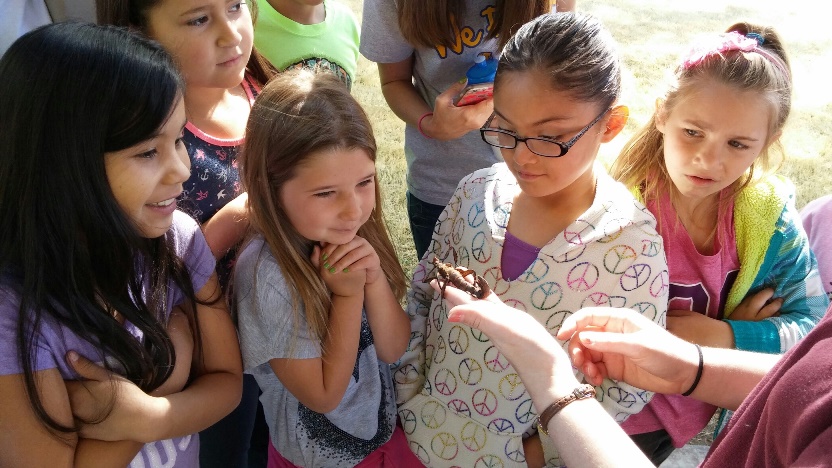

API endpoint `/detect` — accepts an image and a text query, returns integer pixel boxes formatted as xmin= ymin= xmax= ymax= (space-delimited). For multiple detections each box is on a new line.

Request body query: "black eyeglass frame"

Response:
xmin=479 ymin=107 xmax=612 ymax=158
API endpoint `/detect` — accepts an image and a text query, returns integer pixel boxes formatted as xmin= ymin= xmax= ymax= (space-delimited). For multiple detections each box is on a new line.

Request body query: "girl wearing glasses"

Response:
xmin=394 ymin=13 xmax=668 ymax=468
xmin=360 ymin=0 xmax=575 ymax=261
xmin=611 ymin=23 xmax=827 ymax=465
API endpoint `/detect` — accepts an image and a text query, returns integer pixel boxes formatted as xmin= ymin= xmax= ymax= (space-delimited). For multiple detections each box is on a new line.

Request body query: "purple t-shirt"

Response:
xmin=0 ymin=211 xmax=215 ymax=468
xmin=801 ymin=194 xmax=832 ymax=301
xmin=501 ymin=229 xmax=541 ymax=281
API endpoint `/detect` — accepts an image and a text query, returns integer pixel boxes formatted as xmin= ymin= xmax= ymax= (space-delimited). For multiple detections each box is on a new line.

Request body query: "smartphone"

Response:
xmin=454 ymin=83 xmax=494 ymax=106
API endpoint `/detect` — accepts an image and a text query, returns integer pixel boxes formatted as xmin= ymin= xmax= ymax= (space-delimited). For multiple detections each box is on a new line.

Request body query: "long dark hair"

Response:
xmin=0 ymin=22 xmax=197 ymax=434
xmin=96 ymin=0 xmax=276 ymax=85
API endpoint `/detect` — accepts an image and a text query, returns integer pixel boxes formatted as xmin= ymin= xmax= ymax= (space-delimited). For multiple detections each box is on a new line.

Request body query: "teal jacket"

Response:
xmin=637 ymin=175 xmax=828 ymax=354
xmin=724 ymin=175 xmax=828 ymax=353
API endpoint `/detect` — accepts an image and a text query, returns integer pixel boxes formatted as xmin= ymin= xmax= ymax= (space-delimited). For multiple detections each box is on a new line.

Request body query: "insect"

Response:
xmin=429 ymin=256 xmax=490 ymax=299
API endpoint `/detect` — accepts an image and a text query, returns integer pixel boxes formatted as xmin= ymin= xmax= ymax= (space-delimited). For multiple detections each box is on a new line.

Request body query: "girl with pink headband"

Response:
xmin=611 ymin=22 xmax=829 ymax=464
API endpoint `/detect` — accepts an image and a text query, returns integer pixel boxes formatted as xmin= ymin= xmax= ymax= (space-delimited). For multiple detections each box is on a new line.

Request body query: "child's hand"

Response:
xmin=64 ymin=351 xmax=163 ymax=443
xmin=730 ymin=288 xmax=782 ymax=321
xmin=421 ymin=81 xmax=493 ymax=141
xmin=311 ymin=242 xmax=367 ymax=298
xmin=666 ymin=310 xmax=734 ymax=348
xmin=150 ymin=309 xmax=193 ymax=397
xmin=320 ymin=236 xmax=382 ymax=285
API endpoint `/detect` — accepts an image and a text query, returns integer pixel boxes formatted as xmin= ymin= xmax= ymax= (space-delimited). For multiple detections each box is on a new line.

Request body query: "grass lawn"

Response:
xmin=345 ymin=0 xmax=831 ymax=275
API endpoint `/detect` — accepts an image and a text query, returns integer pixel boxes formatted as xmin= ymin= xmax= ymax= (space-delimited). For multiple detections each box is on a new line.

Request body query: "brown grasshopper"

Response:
xmin=429 ymin=256 xmax=490 ymax=299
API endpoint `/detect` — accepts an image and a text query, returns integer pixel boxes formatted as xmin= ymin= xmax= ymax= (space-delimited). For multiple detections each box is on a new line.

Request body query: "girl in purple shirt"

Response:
xmin=0 ymin=23 xmax=242 ymax=467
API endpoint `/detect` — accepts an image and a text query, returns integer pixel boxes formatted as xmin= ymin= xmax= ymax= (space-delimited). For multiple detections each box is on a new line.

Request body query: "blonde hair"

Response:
xmin=239 ymin=71 xmax=407 ymax=341
xmin=611 ymin=22 xmax=792 ymax=230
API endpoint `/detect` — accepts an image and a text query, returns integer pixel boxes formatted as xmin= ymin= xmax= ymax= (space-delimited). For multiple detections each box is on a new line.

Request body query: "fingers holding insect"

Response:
xmin=428 ymin=256 xmax=491 ymax=299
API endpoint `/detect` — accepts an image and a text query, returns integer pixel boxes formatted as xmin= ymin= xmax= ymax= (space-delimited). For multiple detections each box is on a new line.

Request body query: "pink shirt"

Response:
xmin=622 ymin=194 xmax=740 ymax=446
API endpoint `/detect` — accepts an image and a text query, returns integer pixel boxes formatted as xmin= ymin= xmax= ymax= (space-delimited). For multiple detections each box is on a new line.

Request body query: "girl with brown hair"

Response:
xmin=97 ymin=1 xmax=278 ymax=464
xmin=610 ymin=22 xmax=828 ymax=465
xmin=360 ymin=0 xmax=575 ymax=260
xmin=234 ymin=71 xmax=421 ymax=467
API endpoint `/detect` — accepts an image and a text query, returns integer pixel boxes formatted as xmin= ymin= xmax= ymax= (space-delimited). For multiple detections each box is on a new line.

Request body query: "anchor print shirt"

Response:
xmin=235 ymin=236 xmax=397 ymax=467
xmin=177 ymin=74 xmax=259 ymax=285
xmin=395 ymin=163 xmax=669 ymax=467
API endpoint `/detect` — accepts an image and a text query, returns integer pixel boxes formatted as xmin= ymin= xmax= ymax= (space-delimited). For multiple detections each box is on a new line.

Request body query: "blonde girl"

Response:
xmin=396 ymin=13 xmax=668 ymax=468
xmin=611 ymin=23 xmax=829 ymax=465
xmin=234 ymin=71 xmax=422 ymax=467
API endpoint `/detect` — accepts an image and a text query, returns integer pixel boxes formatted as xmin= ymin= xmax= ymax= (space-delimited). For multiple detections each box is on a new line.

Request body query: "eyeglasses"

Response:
xmin=480 ymin=107 xmax=611 ymax=158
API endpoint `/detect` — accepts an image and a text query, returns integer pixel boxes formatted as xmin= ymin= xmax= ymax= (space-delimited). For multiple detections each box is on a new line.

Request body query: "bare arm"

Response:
xmin=0 ymin=370 xmax=143 ymax=467
xmin=559 ymin=307 xmax=777 ymax=411
xmin=201 ymin=192 xmax=249 ymax=260
xmin=439 ymin=287 xmax=781 ymax=467
xmin=666 ymin=310 xmax=736 ymax=348
xmin=151 ymin=274 xmax=243 ymax=438
xmin=683 ymin=347 xmax=778 ymax=410
xmin=362 ymin=274 xmax=409 ymax=363
xmin=67 ymin=273 xmax=243 ymax=443
xmin=268 ymin=243 xmax=366 ymax=414
xmin=440 ymin=290 xmax=652 ymax=468
xmin=666 ymin=288 xmax=783 ymax=349
xmin=377 ymin=58 xmax=431 ymax=126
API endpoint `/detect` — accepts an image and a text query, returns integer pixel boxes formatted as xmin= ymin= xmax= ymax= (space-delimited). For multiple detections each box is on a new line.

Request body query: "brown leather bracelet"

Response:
xmin=536 ymin=384 xmax=597 ymax=436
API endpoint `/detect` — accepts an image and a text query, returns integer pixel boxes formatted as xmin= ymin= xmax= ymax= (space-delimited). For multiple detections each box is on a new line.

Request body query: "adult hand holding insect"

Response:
xmin=428 ymin=256 xmax=491 ymax=299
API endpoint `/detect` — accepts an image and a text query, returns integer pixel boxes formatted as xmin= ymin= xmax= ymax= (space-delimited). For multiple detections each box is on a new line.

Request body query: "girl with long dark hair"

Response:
xmin=0 ymin=22 xmax=242 ymax=467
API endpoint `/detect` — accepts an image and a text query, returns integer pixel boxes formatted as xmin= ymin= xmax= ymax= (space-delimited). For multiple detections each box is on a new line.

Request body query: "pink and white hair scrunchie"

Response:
xmin=681 ymin=31 xmax=760 ymax=69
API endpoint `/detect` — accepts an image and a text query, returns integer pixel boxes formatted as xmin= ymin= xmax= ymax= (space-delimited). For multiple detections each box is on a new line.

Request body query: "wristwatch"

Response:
xmin=536 ymin=384 xmax=597 ymax=436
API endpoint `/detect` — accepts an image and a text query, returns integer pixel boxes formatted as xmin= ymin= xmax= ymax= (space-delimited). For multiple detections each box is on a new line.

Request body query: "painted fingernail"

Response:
xmin=322 ymin=253 xmax=328 ymax=261
xmin=343 ymin=268 xmax=349 ymax=273
xmin=323 ymin=262 xmax=330 ymax=269
xmin=329 ymin=267 xmax=337 ymax=273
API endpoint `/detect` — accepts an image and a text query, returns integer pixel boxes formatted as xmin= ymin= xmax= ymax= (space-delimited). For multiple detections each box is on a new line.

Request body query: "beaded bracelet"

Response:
xmin=681 ymin=344 xmax=703 ymax=397
xmin=417 ymin=112 xmax=434 ymax=139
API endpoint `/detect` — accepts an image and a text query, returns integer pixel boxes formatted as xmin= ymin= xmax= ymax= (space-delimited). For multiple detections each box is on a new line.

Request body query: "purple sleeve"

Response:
xmin=166 ymin=211 xmax=217 ymax=311
xmin=0 ymin=290 xmax=44 ymax=374
xmin=1 ymin=214 xmax=216 ymax=377
xmin=0 ymin=287 xmax=97 ymax=377
xmin=801 ymin=194 xmax=832 ymax=299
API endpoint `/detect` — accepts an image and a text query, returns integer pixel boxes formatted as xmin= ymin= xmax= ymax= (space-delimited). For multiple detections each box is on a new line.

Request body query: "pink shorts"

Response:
xmin=267 ymin=423 xmax=424 ymax=467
